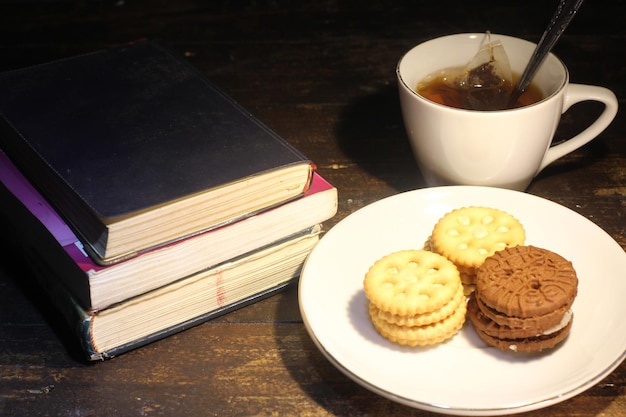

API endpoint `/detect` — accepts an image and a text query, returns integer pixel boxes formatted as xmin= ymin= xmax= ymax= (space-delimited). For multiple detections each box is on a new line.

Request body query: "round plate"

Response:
xmin=298 ymin=186 xmax=626 ymax=416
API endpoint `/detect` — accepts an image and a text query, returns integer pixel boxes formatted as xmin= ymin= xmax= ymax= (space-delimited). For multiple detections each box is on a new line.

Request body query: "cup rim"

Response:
xmin=396 ymin=33 xmax=570 ymax=113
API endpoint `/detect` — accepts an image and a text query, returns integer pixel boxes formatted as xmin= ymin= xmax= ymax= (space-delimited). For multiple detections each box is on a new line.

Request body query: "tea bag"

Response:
xmin=456 ymin=33 xmax=513 ymax=110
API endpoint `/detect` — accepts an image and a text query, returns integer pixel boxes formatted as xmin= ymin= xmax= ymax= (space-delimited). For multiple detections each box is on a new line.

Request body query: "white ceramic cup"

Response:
xmin=397 ymin=33 xmax=618 ymax=191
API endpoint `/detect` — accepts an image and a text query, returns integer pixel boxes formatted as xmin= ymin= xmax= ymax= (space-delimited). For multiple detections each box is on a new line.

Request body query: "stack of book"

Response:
xmin=0 ymin=41 xmax=337 ymax=361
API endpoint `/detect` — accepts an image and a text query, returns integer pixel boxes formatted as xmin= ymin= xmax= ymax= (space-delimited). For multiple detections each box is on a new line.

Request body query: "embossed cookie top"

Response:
xmin=431 ymin=206 xmax=526 ymax=268
xmin=363 ymin=250 xmax=461 ymax=316
xmin=476 ymin=245 xmax=578 ymax=318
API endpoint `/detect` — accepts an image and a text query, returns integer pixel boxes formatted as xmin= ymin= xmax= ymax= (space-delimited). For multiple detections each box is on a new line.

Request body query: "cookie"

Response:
xmin=371 ymin=284 xmax=464 ymax=327
xmin=363 ymin=249 xmax=461 ymax=316
xmin=467 ymin=296 xmax=573 ymax=340
xmin=471 ymin=310 xmax=573 ymax=353
xmin=468 ymin=245 xmax=578 ymax=353
xmin=430 ymin=206 xmax=526 ymax=290
xmin=476 ymin=245 xmax=578 ymax=317
xmin=363 ymin=249 xmax=465 ymax=346
xmin=368 ymin=298 xmax=467 ymax=347
xmin=474 ymin=291 xmax=572 ymax=330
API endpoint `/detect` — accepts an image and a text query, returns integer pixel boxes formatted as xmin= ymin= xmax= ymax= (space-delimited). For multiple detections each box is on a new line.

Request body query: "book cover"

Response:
xmin=0 ymin=40 xmax=313 ymax=264
xmin=0 ymin=149 xmax=337 ymax=311
xmin=21 ymin=223 xmax=321 ymax=361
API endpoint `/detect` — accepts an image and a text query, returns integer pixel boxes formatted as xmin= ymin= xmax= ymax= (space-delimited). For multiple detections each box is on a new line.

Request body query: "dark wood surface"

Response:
xmin=0 ymin=1 xmax=624 ymax=416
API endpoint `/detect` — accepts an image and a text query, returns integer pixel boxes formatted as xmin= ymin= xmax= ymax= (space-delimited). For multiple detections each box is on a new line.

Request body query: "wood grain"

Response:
xmin=1 ymin=1 xmax=624 ymax=416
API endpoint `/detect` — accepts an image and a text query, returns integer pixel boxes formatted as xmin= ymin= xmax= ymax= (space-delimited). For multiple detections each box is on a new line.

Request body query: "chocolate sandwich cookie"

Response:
xmin=468 ymin=297 xmax=574 ymax=352
xmin=469 ymin=245 xmax=578 ymax=353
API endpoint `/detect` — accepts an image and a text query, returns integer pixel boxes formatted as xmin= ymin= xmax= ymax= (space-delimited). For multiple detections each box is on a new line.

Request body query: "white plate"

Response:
xmin=299 ymin=186 xmax=626 ymax=416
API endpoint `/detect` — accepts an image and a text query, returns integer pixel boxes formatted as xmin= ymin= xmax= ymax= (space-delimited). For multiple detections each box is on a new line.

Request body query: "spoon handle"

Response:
xmin=511 ymin=0 xmax=585 ymax=104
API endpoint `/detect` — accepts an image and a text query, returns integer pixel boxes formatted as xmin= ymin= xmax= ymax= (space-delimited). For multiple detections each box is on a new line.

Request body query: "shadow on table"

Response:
xmin=334 ymin=84 xmax=425 ymax=192
xmin=269 ymin=285 xmax=431 ymax=416
xmin=0 ymin=218 xmax=89 ymax=365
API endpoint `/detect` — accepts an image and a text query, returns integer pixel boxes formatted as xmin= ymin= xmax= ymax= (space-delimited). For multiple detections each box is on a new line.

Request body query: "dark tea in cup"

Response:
xmin=416 ymin=67 xmax=545 ymax=110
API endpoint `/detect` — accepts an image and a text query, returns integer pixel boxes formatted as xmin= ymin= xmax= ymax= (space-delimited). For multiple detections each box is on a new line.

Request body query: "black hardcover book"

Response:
xmin=0 ymin=40 xmax=312 ymax=265
xmin=0 ymin=174 xmax=321 ymax=361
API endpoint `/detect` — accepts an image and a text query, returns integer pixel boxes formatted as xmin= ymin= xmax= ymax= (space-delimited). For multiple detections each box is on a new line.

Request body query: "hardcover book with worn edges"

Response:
xmin=4 ymin=185 xmax=320 ymax=361
xmin=0 ymin=39 xmax=312 ymax=265
xmin=0 ymin=149 xmax=337 ymax=311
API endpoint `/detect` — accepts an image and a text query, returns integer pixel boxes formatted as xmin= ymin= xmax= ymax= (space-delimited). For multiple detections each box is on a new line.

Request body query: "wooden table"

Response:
xmin=1 ymin=1 xmax=624 ymax=416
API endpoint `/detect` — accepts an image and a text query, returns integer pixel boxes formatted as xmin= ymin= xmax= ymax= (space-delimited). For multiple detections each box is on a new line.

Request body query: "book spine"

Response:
xmin=27 ymin=249 xmax=101 ymax=361
xmin=0 ymin=180 xmax=101 ymax=360
xmin=0 ymin=153 xmax=93 ymax=308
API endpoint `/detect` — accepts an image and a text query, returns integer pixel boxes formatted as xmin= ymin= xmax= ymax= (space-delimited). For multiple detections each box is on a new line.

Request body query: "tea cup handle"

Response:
xmin=540 ymin=84 xmax=618 ymax=171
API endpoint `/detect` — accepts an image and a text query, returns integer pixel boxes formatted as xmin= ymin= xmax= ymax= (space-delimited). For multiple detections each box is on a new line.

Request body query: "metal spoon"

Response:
xmin=509 ymin=0 xmax=585 ymax=107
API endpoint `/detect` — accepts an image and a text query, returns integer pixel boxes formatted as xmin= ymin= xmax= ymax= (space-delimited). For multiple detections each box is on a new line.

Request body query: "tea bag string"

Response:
xmin=509 ymin=0 xmax=585 ymax=107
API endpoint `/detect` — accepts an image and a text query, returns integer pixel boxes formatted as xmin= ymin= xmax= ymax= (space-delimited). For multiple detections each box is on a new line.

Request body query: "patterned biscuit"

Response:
xmin=469 ymin=245 xmax=578 ymax=353
xmin=472 ymin=317 xmax=573 ymax=353
xmin=474 ymin=292 xmax=572 ymax=330
xmin=371 ymin=284 xmax=464 ymax=327
xmin=431 ymin=206 xmax=526 ymax=270
xmin=468 ymin=296 xmax=547 ymax=339
xmin=363 ymin=250 xmax=461 ymax=316
xmin=476 ymin=245 xmax=578 ymax=318
xmin=368 ymin=298 xmax=467 ymax=347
